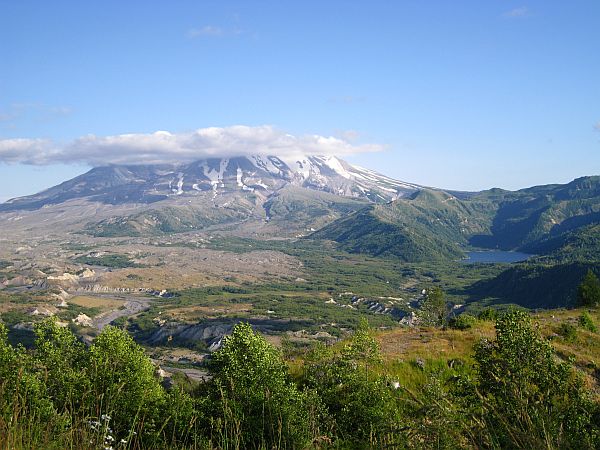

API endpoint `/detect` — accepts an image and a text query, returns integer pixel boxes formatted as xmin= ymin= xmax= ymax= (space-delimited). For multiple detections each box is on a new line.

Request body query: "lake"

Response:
xmin=462 ymin=250 xmax=533 ymax=264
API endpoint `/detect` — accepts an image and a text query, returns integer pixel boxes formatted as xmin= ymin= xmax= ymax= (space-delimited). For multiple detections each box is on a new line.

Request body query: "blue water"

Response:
xmin=462 ymin=250 xmax=533 ymax=264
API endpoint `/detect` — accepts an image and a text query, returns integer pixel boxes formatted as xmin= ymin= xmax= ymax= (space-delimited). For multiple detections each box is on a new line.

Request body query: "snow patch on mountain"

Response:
xmin=236 ymin=168 xmax=254 ymax=192
xmin=173 ymin=173 xmax=184 ymax=195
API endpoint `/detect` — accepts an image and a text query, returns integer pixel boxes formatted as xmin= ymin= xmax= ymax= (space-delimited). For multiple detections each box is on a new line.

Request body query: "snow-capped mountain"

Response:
xmin=0 ymin=155 xmax=421 ymax=211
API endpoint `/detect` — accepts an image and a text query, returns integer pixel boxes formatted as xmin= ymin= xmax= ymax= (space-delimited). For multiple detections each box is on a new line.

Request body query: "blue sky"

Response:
xmin=1 ymin=0 xmax=599 ymax=201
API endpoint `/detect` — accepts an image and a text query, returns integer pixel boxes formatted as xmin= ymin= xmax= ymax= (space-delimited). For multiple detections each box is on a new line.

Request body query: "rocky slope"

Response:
xmin=0 ymin=155 xmax=421 ymax=212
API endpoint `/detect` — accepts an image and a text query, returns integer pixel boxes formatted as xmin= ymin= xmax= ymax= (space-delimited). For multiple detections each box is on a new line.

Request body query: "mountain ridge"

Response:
xmin=313 ymin=176 xmax=600 ymax=262
xmin=0 ymin=155 xmax=422 ymax=212
xmin=1 ymin=156 xmax=598 ymax=264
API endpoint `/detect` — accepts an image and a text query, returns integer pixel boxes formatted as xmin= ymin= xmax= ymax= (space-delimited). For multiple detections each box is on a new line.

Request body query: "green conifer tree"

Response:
xmin=577 ymin=269 xmax=600 ymax=307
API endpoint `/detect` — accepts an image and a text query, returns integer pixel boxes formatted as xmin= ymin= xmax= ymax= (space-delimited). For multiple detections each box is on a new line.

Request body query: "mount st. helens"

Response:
xmin=0 ymin=155 xmax=420 ymax=211
xmin=0 ymin=154 xmax=598 ymax=265
xmin=0 ymin=155 xmax=421 ymax=238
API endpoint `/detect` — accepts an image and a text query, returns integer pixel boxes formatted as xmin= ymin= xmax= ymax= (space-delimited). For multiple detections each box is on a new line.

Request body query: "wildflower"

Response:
xmin=101 ymin=414 xmax=112 ymax=421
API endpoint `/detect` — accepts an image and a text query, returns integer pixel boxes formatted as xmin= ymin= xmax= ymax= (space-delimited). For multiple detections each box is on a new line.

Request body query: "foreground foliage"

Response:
xmin=474 ymin=310 xmax=599 ymax=448
xmin=1 ymin=310 xmax=599 ymax=449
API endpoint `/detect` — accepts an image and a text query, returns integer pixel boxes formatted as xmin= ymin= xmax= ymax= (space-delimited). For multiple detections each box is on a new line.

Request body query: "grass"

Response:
xmin=369 ymin=307 xmax=600 ymax=394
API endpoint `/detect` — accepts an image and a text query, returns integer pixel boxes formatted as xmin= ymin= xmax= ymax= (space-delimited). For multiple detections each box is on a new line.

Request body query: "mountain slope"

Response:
xmin=464 ymin=262 xmax=600 ymax=308
xmin=523 ymin=223 xmax=600 ymax=263
xmin=312 ymin=177 xmax=600 ymax=262
xmin=469 ymin=176 xmax=600 ymax=250
xmin=312 ymin=189 xmax=494 ymax=261
xmin=1 ymin=155 xmax=597 ymax=263
xmin=2 ymin=155 xmax=414 ymax=238
xmin=0 ymin=155 xmax=421 ymax=212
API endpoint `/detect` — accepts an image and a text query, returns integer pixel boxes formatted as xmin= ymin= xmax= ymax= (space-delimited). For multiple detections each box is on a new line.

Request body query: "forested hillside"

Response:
xmin=312 ymin=176 xmax=600 ymax=264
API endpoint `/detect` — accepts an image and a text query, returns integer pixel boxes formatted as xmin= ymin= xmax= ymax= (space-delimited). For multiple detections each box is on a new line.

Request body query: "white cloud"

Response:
xmin=594 ymin=122 xmax=600 ymax=132
xmin=0 ymin=138 xmax=56 ymax=165
xmin=502 ymin=6 xmax=530 ymax=18
xmin=0 ymin=125 xmax=383 ymax=166
xmin=187 ymin=25 xmax=224 ymax=38
xmin=335 ymin=129 xmax=360 ymax=142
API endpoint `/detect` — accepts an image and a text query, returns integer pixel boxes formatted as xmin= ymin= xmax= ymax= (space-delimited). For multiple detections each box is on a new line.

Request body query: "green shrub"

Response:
xmin=418 ymin=287 xmax=451 ymax=327
xmin=0 ymin=323 xmax=60 ymax=447
xmin=33 ymin=319 xmax=91 ymax=413
xmin=303 ymin=319 xmax=404 ymax=447
xmin=579 ymin=312 xmax=597 ymax=332
xmin=473 ymin=310 xmax=599 ymax=449
xmin=558 ymin=322 xmax=578 ymax=342
xmin=477 ymin=308 xmax=498 ymax=321
xmin=2 ymin=319 xmax=202 ymax=448
xmin=450 ymin=313 xmax=477 ymax=330
xmin=205 ymin=322 xmax=315 ymax=449
xmin=88 ymin=326 xmax=166 ymax=440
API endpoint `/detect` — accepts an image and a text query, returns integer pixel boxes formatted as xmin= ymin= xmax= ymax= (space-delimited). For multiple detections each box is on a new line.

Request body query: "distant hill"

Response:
xmin=311 ymin=189 xmax=494 ymax=261
xmin=463 ymin=262 xmax=600 ymax=309
xmin=469 ymin=176 xmax=600 ymax=252
xmin=312 ymin=176 xmax=600 ymax=262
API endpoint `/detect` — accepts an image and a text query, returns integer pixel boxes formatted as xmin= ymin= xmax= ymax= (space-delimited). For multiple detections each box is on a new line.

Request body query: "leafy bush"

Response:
xmin=450 ymin=313 xmax=477 ymax=330
xmin=473 ymin=310 xmax=599 ymax=449
xmin=477 ymin=307 xmax=498 ymax=321
xmin=303 ymin=319 xmax=404 ymax=447
xmin=204 ymin=322 xmax=315 ymax=449
xmin=88 ymin=326 xmax=166 ymax=439
xmin=33 ymin=320 xmax=91 ymax=413
xmin=558 ymin=322 xmax=578 ymax=342
xmin=0 ymin=323 xmax=60 ymax=447
xmin=579 ymin=312 xmax=597 ymax=332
